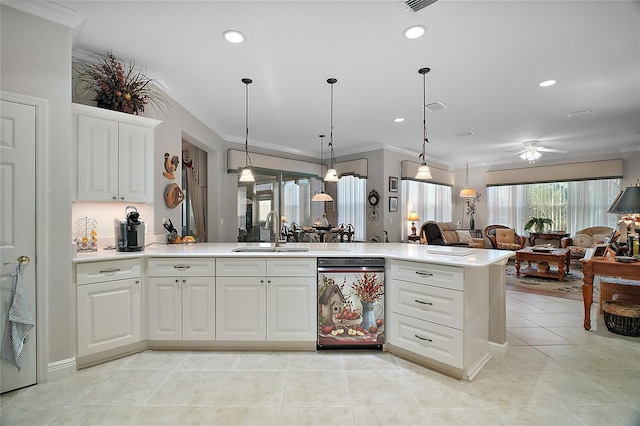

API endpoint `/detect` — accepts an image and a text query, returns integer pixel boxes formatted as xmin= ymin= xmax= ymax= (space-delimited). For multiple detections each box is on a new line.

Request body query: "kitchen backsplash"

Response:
xmin=72 ymin=202 xmax=159 ymax=249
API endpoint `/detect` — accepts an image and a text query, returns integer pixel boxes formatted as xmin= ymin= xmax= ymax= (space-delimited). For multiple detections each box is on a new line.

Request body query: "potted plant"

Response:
xmin=524 ymin=217 xmax=553 ymax=233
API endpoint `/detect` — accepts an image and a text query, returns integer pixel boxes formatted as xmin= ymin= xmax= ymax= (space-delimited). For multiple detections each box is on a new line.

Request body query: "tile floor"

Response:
xmin=1 ymin=289 xmax=639 ymax=425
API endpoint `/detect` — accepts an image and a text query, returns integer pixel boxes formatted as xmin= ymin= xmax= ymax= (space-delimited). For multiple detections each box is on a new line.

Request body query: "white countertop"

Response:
xmin=74 ymin=242 xmax=514 ymax=267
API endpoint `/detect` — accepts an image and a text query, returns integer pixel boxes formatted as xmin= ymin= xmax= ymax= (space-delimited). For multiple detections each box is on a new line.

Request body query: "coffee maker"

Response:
xmin=115 ymin=206 xmax=145 ymax=252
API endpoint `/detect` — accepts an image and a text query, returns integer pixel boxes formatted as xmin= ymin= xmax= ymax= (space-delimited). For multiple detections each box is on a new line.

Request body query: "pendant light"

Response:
xmin=459 ymin=163 xmax=477 ymax=198
xmin=238 ymin=77 xmax=255 ymax=182
xmin=324 ymin=78 xmax=339 ymax=182
xmin=311 ymin=134 xmax=333 ymax=202
xmin=415 ymin=67 xmax=432 ymax=180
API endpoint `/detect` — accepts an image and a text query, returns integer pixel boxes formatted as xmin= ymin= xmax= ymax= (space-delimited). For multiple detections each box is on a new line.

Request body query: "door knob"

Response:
xmin=17 ymin=256 xmax=30 ymax=265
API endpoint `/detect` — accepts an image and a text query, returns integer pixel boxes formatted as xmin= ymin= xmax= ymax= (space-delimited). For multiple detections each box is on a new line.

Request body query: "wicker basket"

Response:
xmin=603 ymin=300 xmax=640 ymax=337
xmin=599 ymin=280 xmax=640 ymax=314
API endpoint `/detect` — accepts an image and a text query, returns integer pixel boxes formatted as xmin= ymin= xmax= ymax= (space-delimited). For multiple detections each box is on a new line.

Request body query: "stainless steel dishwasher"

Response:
xmin=317 ymin=258 xmax=385 ymax=349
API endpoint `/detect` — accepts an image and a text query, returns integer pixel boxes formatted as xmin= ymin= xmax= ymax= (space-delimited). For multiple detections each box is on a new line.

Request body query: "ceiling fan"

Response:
xmin=509 ymin=140 xmax=568 ymax=163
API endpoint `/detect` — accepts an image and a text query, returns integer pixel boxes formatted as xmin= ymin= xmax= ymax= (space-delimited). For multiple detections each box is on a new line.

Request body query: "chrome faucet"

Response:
xmin=265 ymin=210 xmax=284 ymax=247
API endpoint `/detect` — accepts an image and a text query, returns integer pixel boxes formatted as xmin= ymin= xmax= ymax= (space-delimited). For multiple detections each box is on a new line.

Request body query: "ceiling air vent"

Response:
xmin=425 ymin=101 xmax=447 ymax=112
xmin=404 ymin=0 xmax=439 ymax=13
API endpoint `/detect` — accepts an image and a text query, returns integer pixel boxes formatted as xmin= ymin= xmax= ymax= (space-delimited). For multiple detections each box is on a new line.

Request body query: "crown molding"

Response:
xmin=2 ymin=0 xmax=83 ymax=28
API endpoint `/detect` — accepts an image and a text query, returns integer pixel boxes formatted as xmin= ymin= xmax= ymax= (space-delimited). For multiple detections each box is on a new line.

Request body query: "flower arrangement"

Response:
xmin=351 ymin=272 xmax=384 ymax=303
xmin=466 ymin=192 xmax=481 ymax=216
xmin=73 ymin=51 xmax=167 ymax=115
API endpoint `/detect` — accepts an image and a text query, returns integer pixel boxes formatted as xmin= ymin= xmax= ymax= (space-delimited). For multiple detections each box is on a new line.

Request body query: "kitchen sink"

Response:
xmin=231 ymin=246 xmax=309 ymax=252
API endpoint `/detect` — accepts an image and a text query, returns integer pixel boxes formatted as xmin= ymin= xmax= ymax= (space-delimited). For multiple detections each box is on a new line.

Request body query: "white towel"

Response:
xmin=1 ymin=264 xmax=35 ymax=370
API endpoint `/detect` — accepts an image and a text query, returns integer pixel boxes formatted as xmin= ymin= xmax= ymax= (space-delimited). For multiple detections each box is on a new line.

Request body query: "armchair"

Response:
xmin=484 ymin=225 xmax=527 ymax=250
xmin=561 ymin=226 xmax=619 ymax=260
xmin=420 ymin=221 xmax=477 ymax=247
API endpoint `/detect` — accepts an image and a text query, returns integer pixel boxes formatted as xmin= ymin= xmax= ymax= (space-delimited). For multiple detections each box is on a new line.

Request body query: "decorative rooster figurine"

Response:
xmin=162 ymin=152 xmax=180 ymax=180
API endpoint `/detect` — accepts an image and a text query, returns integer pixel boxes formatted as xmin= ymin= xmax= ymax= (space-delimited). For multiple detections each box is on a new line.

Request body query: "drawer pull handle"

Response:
xmin=414 ymin=334 xmax=433 ymax=343
xmin=99 ymin=268 xmax=121 ymax=274
xmin=414 ymin=299 xmax=433 ymax=306
xmin=174 ymin=265 xmax=191 ymax=270
xmin=415 ymin=271 xmax=433 ymax=278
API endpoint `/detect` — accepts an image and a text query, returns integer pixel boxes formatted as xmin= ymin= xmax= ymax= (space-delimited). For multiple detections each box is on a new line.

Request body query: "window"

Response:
xmin=401 ymin=180 xmax=453 ymax=240
xmin=337 ymin=175 xmax=366 ymax=241
xmin=487 ymin=179 xmax=620 ymax=234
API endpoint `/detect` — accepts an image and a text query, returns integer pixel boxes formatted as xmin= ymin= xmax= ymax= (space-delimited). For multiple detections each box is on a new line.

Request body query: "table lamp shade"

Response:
xmin=408 ymin=211 xmax=420 ymax=222
xmin=607 ymin=185 xmax=640 ymax=214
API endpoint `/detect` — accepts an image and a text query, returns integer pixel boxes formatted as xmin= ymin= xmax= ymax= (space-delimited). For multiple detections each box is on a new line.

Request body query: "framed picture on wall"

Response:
xmin=326 ymin=200 xmax=334 ymax=212
xmin=389 ymin=196 xmax=398 ymax=212
xmin=389 ymin=176 xmax=398 ymax=192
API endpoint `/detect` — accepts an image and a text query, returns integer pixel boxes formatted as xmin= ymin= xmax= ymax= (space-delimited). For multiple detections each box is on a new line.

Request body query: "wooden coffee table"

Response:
xmin=515 ymin=247 xmax=570 ymax=281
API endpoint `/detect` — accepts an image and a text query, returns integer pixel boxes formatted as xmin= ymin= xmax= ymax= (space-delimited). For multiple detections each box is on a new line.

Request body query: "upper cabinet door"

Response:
xmin=73 ymin=103 xmax=161 ymax=203
xmin=118 ymin=123 xmax=154 ymax=203
xmin=77 ymin=115 xmax=119 ymax=201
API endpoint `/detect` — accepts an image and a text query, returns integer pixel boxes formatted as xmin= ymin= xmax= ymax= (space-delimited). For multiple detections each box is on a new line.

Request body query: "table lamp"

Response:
xmin=607 ymin=180 xmax=640 ymax=256
xmin=408 ymin=211 xmax=419 ymax=236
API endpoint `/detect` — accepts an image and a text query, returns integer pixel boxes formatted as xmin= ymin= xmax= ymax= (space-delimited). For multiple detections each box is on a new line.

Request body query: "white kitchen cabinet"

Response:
xmin=147 ymin=258 xmax=215 ymax=340
xmin=216 ymin=258 xmax=316 ymax=341
xmin=72 ymin=103 xmax=160 ymax=202
xmin=387 ymin=259 xmax=490 ymax=381
xmin=76 ymin=259 xmax=142 ymax=357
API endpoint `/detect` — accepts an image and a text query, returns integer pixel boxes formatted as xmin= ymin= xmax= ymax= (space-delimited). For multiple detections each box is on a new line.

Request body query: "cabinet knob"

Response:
xmin=120 ymin=197 xmax=125 ymax=200
xmin=414 ymin=299 xmax=433 ymax=306
xmin=112 ymin=196 xmax=117 ymax=200
xmin=415 ymin=271 xmax=434 ymax=278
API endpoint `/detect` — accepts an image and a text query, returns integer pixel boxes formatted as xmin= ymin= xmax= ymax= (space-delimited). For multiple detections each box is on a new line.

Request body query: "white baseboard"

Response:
xmin=46 ymin=357 xmax=76 ymax=382
xmin=488 ymin=340 xmax=509 ymax=361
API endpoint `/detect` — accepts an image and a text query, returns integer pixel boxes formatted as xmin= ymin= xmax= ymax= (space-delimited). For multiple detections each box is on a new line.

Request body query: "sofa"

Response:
xmin=561 ymin=226 xmax=618 ymax=259
xmin=420 ymin=221 xmax=485 ymax=248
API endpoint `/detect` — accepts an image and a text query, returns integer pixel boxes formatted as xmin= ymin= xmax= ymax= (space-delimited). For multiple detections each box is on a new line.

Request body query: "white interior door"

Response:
xmin=1 ymin=99 xmax=37 ymax=393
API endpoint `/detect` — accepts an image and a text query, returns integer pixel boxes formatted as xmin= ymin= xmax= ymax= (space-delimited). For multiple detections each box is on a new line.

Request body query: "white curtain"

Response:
xmin=566 ymin=179 xmax=619 ymax=233
xmin=486 ymin=185 xmax=530 ymax=234
xmin=487 ymin=179 xmax=620 ymax=234
xmin=337 ymin=175 xmax=366 ymax=241
xmin=401 ymin=180 xmax=452 ymax=240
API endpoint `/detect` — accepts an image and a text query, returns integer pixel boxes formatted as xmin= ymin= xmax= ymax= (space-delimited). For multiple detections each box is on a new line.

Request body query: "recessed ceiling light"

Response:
xmin=539 ymin=79 xmax=556 ymax=87
xmin=393 ymin=117 xmax=405 ymax=123
xmin=403 ymin=25 xmax=427 ymax=39
xmin=223 ymin=30 xmax=245 ymax=43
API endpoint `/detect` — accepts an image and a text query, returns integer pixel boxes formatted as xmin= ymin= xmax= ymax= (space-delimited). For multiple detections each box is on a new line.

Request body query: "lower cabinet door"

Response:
xmin=77 ymin=278 xmax=141 ymax=357
xmin=267 ymin=277 xmax=316 ymax=341
xmin=216 ymin=276 xmax=266 ymax=340
xmin=182 ymin=276 xmax=216 ymax=340
xmin=388 ymin=313 xmax=463 ymax=368
xmin=148 ymin=277 xmax=182 ymax=340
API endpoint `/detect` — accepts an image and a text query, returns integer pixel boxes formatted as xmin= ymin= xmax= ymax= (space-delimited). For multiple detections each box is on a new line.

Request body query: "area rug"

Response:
xmin=505 ymin=262 xmax=597 ymax=300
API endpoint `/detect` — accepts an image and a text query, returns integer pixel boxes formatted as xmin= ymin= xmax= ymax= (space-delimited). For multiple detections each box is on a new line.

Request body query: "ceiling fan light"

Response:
xmin=239 ymin=167 xmax=255 ymax=182
xmin=520 ymin=150 xmax=541 ymax=162
xmin=415 ymin=164 xmax=432 ymax=180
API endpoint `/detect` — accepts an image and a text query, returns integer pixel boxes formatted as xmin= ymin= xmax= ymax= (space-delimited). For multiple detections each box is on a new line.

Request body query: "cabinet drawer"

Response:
xmin=216 ymin=258 xmax=266 ymax=276
xmin=389 ymin=279 xmax=463 ymax=329
xmin=390 ymin=259 xmax=464 ymax=291
xmin=77 ymin=259 xmax=140 ymax=285
xmin=267 ymin=258 xmax=316 ymax=277
xmin=388 ymin=313 xmax=463 ymax=368
xmin=148 ymin=258 xmax=215 ymax=277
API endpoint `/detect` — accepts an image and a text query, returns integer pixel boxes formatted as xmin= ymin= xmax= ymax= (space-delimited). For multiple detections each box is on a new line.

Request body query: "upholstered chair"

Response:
xmin=484 ymin=224 xmax=526 ymax=250
xmin=561 ymin=226 xmax=618 ymax=259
